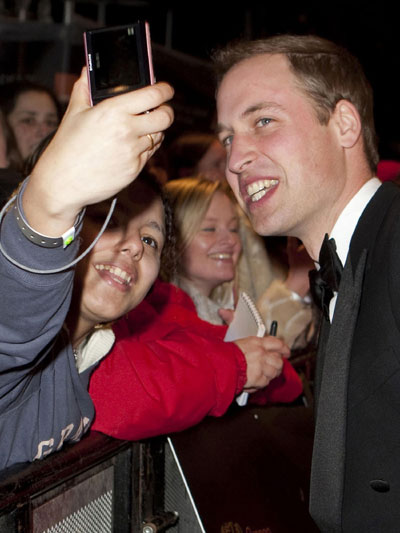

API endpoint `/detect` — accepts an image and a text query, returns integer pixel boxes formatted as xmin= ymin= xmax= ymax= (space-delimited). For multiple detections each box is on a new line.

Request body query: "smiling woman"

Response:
xmin=163 ymin=177 xmax=242 ymax=324
xmin=69 ymin=177 xmax=171 ymax=348
xmin=0 ymin=68 xmax=175 ymax=469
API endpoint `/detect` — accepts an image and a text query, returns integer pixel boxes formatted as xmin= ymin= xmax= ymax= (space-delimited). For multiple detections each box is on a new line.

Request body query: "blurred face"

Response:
xmin=196 ymin=139 xmax=227 ymax=182
xmin=75 ymin=188 xmax=165 ymax=332
xmin=217 ymin=54 xmax=345 ymax=247
xmin=182 ymin=191 xmax=241 ymax=296
xmin=7 ymin=90 xmax=58 ymax=159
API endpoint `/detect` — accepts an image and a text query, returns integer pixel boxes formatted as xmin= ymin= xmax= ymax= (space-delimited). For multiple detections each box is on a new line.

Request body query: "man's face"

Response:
xmin=216 ymin=54 xmax=345 ymax=244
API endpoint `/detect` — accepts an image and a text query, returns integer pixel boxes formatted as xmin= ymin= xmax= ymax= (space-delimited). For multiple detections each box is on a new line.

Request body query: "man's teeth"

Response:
xmin=246 ymin=179 xmax=278 ymax=202
xmin=209 ymin=253 xmax=232 ymax=260
xmin=95 ymin=264 xmax=132 ymax=284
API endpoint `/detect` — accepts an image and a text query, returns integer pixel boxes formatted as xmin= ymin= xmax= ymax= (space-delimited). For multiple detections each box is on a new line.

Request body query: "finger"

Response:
xmin=63 ymin=67 xmax=91 ymax=116
xmin=101 ymin=82 xmax=174 ymax=116
xmin=134 ymin=104 xmax=174 ymax=136
xmin=137 ymin=132 xmax=164 ymax=156
xmin=260 ymin=336 xmax=291 ymax=356
xmin=146 ymin=133 xmax=164 ymax=159
xmin=263 ymin=352 xmax=284 ymax=371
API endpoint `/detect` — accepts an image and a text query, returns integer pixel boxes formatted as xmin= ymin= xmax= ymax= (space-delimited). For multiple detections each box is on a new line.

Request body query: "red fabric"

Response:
xmin=89 ymin=280 xmax=303 ymax=440
xmin=377 ymin=160 xmax=400 ymax=182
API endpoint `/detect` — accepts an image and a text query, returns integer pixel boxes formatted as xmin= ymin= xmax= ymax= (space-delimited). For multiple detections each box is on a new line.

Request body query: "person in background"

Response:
xmin=0 ymin=108 xmax=23 ymax=206
xmin=161 ymin=176 xmax=303 ymax=400
xmin=0 ymin=80 xmax=60 ymax=162
xmin=164 ymin=177 xmax=241 ymax=324
xmin=164 ymin=177 xmax=313 ymax=350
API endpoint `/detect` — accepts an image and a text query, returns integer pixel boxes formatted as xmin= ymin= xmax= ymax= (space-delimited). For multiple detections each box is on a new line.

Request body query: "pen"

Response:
xmin=269 ymin=320 xmax=278 ymax=337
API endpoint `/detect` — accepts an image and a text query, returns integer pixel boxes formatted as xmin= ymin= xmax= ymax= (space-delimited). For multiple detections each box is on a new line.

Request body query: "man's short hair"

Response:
xmin=213 ymin=35 xmax=378 ymax=171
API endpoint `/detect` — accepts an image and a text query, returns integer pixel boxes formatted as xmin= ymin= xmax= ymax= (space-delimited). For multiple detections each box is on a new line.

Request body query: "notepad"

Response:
xmin=224 ymin=292 xmax=266 ymax=406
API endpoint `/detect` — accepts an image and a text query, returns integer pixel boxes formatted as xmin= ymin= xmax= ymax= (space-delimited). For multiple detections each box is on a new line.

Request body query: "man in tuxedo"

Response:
xmin=213 ymin=35 xmax=400 ymax=532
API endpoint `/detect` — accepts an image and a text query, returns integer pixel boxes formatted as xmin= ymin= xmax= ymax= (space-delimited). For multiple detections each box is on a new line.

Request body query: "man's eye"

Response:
xmin=256 ymin=117 xmax=272 ymax=127
xmin=221 ymin=135 xmax=233 ymax=148
xmin=142 ymin=235 xmax=158 ymax=249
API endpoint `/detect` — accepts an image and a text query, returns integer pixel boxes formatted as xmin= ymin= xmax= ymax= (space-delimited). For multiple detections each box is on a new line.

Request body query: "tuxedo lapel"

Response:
xmin=309 ymin=249 xmax=367 ymax=532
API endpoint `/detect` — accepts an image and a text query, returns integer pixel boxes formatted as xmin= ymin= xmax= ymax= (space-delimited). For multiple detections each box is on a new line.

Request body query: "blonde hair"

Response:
xmin=164 ymin=176 xmax=235 ymax=275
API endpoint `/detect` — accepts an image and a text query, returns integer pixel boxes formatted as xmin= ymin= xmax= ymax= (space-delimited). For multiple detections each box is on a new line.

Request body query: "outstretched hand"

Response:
xmin=23 ymin=68 xmax=174 ymax=237
xmin=235 ymin=335 xmax=290 ymax=392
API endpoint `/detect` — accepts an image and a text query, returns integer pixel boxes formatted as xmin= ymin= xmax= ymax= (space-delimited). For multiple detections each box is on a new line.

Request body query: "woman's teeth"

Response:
xmin=95 ymin=264 xmax=132 ymax=285
xmin=209 ymin=253 xmax=232 ymax=260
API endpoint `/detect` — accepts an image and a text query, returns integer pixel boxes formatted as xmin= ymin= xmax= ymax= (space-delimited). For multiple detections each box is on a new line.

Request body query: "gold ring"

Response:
xmin=146 ymin=134 xmax=155 ymax=151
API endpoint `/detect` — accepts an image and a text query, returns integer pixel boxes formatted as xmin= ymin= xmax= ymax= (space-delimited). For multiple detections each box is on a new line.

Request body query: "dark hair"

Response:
xmin=137 ymin=169 xmax=177 ymax=281
xmin=167 ymin=132 xmax=217 ymax=179
xmin=0 ymin=80 xmax=61 ymax=120
xmin=212 ymin=34 xmax=378 ymax=171
xmin=0 ymin=108 xmax=23 ymax=171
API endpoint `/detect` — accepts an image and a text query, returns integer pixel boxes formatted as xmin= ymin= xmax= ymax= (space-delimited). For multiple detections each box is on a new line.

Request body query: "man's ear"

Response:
xmin=331 ymin=99 xmax=362 ymax=148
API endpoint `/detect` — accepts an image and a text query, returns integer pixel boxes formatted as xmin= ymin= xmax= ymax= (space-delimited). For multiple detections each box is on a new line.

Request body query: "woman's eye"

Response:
xmin=256 ymin=117 xmax=272 ymax=127
xmin=142 ymin=235 xmax=158 ymax=249
xmin=20 ymin=117 xmax=36 ymax=126
xmin=201 ymin=227 xmax=215 ymax=232
xmin=230 ymin=227 xmax=239 ymax=233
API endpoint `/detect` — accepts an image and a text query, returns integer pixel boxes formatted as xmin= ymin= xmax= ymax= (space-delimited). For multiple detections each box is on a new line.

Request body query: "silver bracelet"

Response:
xmin=13 ymin=180 xmax=85 ymax=248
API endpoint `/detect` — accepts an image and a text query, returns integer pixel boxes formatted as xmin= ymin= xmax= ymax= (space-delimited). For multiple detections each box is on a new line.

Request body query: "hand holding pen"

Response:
xmin=236 ymin=320 xmax=281 ymax=405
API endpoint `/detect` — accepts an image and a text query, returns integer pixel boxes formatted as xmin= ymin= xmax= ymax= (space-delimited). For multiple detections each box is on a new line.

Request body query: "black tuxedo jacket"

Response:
xmin=309 ymin=182 xmax=400 ymax=532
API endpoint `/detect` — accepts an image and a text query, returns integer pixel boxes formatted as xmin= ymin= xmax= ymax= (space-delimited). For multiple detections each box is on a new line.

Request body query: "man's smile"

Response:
xmin=246 ymin=179 xmax=279 ymax=202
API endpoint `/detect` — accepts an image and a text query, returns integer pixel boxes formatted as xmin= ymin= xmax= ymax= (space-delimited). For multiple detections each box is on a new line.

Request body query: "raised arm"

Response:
xmin=23 ymin=68 xmax=174 ymax=238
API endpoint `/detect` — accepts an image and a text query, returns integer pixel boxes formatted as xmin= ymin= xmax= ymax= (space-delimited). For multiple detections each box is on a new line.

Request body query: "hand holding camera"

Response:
xmin=22 ymin=22 xmax=173 ymax=239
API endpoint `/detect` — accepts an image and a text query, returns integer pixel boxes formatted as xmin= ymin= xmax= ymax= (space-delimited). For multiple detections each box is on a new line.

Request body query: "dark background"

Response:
xmin=1 ymin=0 xmax=399 ymax=159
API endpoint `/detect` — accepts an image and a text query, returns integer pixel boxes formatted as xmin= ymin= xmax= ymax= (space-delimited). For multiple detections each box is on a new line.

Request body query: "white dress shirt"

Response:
xmin=328 ymin=178 xmax=382 ymax=321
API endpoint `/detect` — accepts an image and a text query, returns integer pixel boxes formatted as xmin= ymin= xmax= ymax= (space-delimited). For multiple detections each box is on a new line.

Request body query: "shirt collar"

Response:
xmin=330 ymin=177 xmax=381 ymax=267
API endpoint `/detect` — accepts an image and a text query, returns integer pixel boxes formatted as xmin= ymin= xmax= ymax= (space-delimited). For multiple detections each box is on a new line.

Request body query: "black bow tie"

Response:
xmin=309 ymin=234 xmax=344 ymax=319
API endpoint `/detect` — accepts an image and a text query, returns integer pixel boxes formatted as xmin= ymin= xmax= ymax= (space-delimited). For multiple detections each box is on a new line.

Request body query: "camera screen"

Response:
xmin=91 ymin=27 xmax=141 ymax=93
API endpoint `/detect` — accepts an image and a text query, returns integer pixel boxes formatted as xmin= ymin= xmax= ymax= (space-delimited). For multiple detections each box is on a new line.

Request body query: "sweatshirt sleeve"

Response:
xmin=0 ymin=199 xmax=80 ymax=375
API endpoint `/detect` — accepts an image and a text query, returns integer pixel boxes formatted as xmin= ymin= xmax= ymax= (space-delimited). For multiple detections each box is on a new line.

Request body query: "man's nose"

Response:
xmin=227 ymin=135 xmax=257 ymax=174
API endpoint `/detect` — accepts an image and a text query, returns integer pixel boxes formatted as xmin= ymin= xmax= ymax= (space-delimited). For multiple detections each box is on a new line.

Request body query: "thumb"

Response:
xmin=63 ymin=67 xmax=91 ymax=116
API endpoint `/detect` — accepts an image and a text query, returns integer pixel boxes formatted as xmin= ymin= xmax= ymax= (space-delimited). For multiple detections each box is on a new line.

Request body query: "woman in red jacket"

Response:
xmin=89 ymin=179 xmax=302 ymax=441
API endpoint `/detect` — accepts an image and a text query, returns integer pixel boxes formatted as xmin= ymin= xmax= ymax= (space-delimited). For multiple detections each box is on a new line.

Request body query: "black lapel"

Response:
xmin=350 ymin=181 xmax=400 ymax=272
xmin=310 ymin=182 xmax=400 ymax=531
xmin=309 ymin=249 xmax=367 ymax=532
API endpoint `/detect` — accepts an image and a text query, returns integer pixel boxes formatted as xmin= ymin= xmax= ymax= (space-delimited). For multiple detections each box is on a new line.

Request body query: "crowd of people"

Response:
xmin=1 ymin=30 xmax=400 ymax=533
